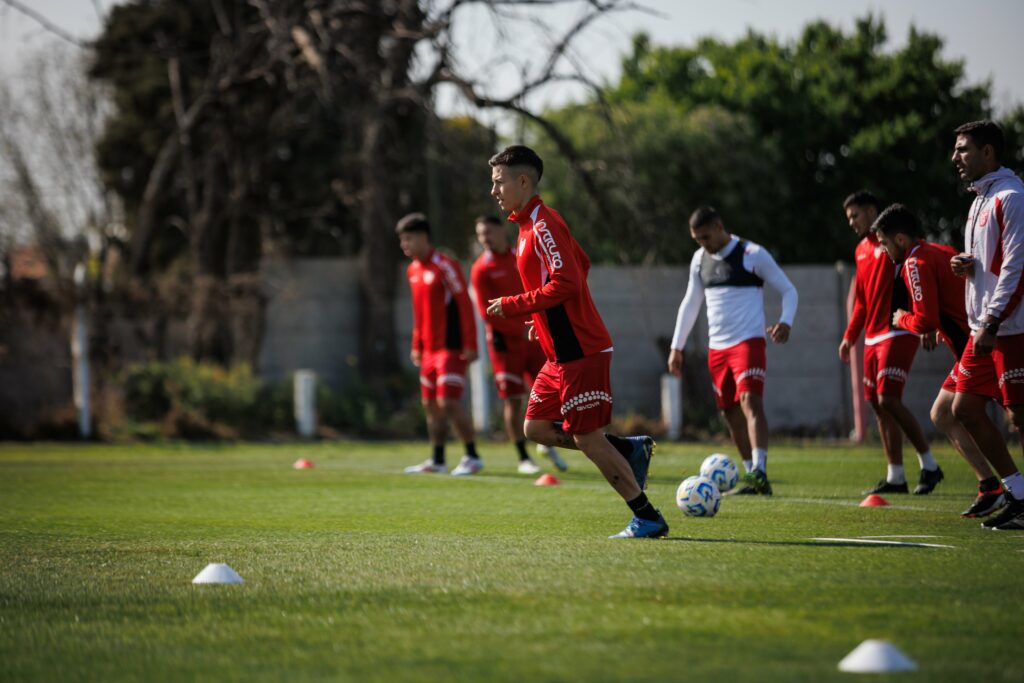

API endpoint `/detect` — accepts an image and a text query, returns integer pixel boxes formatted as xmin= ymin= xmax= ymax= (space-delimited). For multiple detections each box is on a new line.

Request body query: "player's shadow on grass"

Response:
xmin=662 ymin=537 xmax=941 ymax=549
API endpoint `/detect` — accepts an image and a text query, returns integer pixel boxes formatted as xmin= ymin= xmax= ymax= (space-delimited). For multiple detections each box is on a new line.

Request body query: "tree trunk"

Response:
xmin=357 ymin=114 xmax=401 ymax=399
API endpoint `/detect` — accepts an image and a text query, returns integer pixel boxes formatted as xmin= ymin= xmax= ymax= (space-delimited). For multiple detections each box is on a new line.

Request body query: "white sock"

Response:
xmin=743 ymin=459 xmax=754 ymax=474
xmin=887 ymin=464 xmax=905 ymax=484
xmin=917 ymin=450 xmax=937 ymax=471
xmin=752 ymin=448 xmax=767 ymax=474
xmin=1002 ymin=472 xmax=1024 ymax=500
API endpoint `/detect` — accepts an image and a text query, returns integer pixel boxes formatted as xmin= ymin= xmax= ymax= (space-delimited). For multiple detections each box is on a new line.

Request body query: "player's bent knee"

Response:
xmin=951 ymin=396 xmax=983 ymax=423
xmin=878 ymin=394 xmax=903 ymax=414
xmin=739 ymin=392 xmax=764 ymax=414
xmin=930 ymin=403 xmax=953 ymax=430
xmin=523 ymin=420 xmax=548 ymax=442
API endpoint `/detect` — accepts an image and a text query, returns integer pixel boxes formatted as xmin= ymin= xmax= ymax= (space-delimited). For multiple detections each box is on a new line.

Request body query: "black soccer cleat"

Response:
xmin=742 ymin=470 xmax=773 ymax=496
xmin=863 ymin=479 xmax=909 ymax=495
xmin=913 ymin=466 xmax=944 ymax=495
xmin=981 ymin=495 xmax=1024 ymax=529
xmin=961 ymin=488 xmax=1006 ymax=518
xmin=993 ymin=511 xmax=1024 ymax=531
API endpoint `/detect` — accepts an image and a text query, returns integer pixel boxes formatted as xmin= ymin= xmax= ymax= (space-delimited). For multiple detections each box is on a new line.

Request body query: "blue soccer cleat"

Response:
xmin=625 ymin=436 xmax=655 ymax=490
xmin=609 ymin=513 xmax=669 ymax=539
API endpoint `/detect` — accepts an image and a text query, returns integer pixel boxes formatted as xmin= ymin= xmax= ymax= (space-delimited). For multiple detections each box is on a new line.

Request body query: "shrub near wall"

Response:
xmin=113 ymin=358 xmax=425 ymax=440
xmin=118 ymin=358 xmax=277 ymax=438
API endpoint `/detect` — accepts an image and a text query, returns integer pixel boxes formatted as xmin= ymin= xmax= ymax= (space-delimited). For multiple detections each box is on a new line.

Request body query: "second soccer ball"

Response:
xmin=700 ymin=453 xmax=739 ymax=493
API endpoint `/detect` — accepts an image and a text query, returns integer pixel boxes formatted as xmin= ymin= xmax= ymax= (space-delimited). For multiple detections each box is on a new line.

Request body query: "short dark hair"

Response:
xmin=843 ymin=190 xmax=883 ymax=212
xmin=955 ymin=120 xmax=1005 ymax=162
xmin=395 ymin=212 xmax=430 ymax=236
xmin=872 ymin=203 xmax=920 ymax=239
xmin=474 ymin=214 xmax=503 ymax=228
xmin=489 ymin=145 xmax=543 ymax=184
xmin=689 ymin=205 xmax=721 ymax=230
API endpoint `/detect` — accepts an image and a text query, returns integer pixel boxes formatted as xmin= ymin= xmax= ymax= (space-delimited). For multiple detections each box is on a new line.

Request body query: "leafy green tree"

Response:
xmin=535 ymin=100 xmax=784 ymax=264
xmin=545 ymin=16 xmax=1008 ymax=263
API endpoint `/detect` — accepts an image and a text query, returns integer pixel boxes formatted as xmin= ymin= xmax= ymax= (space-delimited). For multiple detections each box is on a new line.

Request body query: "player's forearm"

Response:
xmin=501 ymin=278 xmax=579 ymax=316
xmin=896 ymin=313 xmax=933 ymax=335
xmin=670 ymin=292 xmax=701 ymax=350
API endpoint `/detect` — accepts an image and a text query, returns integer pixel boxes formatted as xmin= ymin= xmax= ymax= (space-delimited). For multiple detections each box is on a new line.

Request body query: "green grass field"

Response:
xmin=2 ymin=440 xmax=1023 ymax=682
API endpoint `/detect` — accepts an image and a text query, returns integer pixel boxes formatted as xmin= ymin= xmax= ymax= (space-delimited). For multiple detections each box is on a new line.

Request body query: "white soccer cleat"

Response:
xmin=538 ymin=444 xmax=568 ymax=472
xmin=517 ymin=459 xmax=541 ymax=475
xmin=404 ymin=459 xmax=449 ymax=474
xmin=451 ymin=455 xmax=484 ymax=476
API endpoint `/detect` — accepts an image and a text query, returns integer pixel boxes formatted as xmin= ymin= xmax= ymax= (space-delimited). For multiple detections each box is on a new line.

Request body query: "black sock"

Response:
xmin=515 ymin=440 xmax=530 ymax=462
xmin=980 ymin=476 xmax=1001 ymax=492
xmin=626 ymin=492 xmax=660 ymax=522
xmin=432 ymin=444 xmax=445 ymax=466
xmin=465 ymin=442 xmax=478 ymax=458
xmin=605 ymin=434 xmax=632 ymax=459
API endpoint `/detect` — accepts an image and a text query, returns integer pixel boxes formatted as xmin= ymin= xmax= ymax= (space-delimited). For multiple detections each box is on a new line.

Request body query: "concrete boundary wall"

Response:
xmin=259 ymin=258 xmax=956 ymax=434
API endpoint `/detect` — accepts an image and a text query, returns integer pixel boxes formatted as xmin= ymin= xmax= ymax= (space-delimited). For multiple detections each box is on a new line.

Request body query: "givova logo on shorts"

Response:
xmin=999 ymin=368 xmax=1024 ymax=388
xmin=561 ymin=391 xmax=612 ymax=415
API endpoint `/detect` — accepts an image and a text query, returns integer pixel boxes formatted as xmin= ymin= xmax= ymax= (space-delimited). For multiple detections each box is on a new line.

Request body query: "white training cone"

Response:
xmin=838 ymin=639 xmax=917 ymax=673
xmin=192 ymin=563 xmax=244 ymax=585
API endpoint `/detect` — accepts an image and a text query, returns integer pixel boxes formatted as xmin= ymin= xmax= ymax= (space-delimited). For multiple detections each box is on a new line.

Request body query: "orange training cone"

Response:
xmin=859 ymin=494 xmax=889 ymax=507
xmin=293 ymin=458 xmax=315 ymax=469
xmin=534 ymin=473 xmax=561 ymax=486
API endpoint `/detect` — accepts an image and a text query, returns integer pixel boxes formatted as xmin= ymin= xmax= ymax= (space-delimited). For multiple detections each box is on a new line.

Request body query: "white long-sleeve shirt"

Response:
xmin=964 ymin=167 xmax=1024 ymax=334
xmin=671 ymin=236 xmax=799 ymax=350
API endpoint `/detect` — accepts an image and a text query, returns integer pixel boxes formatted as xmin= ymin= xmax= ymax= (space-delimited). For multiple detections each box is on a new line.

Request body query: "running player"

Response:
xmin=839 ymin=191 xmax=937 ymax=495
xmin=471 ymin=214 xmax=568 ymax=474
xmin=485 ymin=145 xmax=666 ymax=539
xmin=397 ymin=212 xmax=484 ymax=476
xmin=667 ymin=206 xmax=798 ymax=495
xmin=873 ymin=204 xmax=996 ymax=507
xmin=949 ymin=120 xmax=1024 ymax=530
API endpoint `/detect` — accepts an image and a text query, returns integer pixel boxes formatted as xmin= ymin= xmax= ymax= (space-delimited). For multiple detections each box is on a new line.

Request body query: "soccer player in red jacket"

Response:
xmin=471 ymin=215 xmax=568 ymax=475
xmin=949 ymin=120 xmax=1024 ymax=530
xmin=838 ymin=191 xmax=936 ymax=495
xmin=484 ymin=145 xmax=667 ymax=539
xmin=873 ymin=204 xmax=1006 ymax=513
xmin=397 ymin=213 xmax=484 ymax=476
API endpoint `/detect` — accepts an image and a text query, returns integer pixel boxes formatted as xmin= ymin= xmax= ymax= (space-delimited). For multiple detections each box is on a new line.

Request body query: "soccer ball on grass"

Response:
xmin=699 ymin=453 xmax=739 ymax=493
xmin=676 ymin=475 xmax=721 ymax=517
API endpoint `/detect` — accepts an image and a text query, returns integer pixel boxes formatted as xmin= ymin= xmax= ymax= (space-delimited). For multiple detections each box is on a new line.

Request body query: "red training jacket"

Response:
xmin=844 ymin=232 xmax=912 ymax=345
xmin=471 ymin=248 xmax=531 ymax=348
xmin=500 ymin=195 xmax=612 ymax=363
xmin=895 ymin=240 xmax=970 ymax=356
xmin=407 ymin=249 xmax=477 ymax=354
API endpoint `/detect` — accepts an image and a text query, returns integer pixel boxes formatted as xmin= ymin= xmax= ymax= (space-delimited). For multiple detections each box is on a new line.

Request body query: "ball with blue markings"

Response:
xmin=676 ymin=475 xmax=721 ymax=517
xmin=699 ymin=453 xmax=739 ymax=493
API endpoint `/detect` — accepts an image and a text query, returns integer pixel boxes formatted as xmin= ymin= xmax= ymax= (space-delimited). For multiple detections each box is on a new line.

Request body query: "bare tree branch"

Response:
xmin=0 ymin=0 xmax=85 ymax=47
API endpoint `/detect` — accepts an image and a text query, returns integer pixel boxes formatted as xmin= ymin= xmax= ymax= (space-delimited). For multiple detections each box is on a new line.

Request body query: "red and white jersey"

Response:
xmin=964 ymin=167 xmax=1024 ymax=334
xmin=470 ymin=247 xmax=531 ymax=346
xmin=845 ymin=232 xmax=913 ymax=346
xmin=895 ymin=240 xmax=970 ymax=356
xmin=406 ymin=249 xmax=477 ymax=354
xmin=671 ymin=236 xmax=798 ymax=351
xmin=500 ymin=195 xmax=613 ymax=364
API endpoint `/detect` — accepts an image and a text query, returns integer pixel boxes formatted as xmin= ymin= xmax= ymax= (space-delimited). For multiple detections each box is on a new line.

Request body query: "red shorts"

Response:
xmin=707 ymin=338 xmax=766 ymax=410
xmin=489 ymin=337 xmax=546 ymax=399
xmin=419 ymin=350 xmax=467 ymax=401
xmin=863 ymin=334 xmax=918 ymax=402
xmin=525 ymin=352 xmax=613 ymax=435
xmin=995 ymin=333 xmax=1024 ymax=407
xmin=941 ymin=335 xmax=999 ymax=400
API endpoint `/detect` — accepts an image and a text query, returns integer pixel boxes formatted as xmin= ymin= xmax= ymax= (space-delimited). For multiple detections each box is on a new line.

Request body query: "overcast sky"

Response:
xmin=2 ymin=0 xmax=1022 ymax=114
